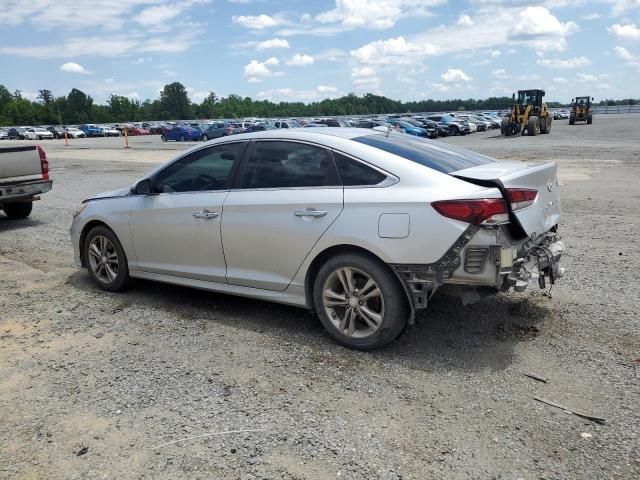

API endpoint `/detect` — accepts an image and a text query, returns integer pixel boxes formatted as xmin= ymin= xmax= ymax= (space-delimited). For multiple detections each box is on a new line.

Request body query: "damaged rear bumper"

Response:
xmin=390 ymin=226 xmax=565 ymax=313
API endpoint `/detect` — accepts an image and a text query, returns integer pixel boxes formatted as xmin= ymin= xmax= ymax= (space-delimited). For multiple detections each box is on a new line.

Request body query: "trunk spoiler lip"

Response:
xmin=451 ymin=174 xmax=528 ymax=240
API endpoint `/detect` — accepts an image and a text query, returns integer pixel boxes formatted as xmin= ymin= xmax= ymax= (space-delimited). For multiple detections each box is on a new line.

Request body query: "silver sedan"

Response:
xmin=71 ymin=128 xmax=565 ymax=349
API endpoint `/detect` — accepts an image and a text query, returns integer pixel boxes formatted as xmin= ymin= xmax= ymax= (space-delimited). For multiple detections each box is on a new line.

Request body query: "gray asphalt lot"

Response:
xmin=1 ymin=115 xmax=639 ymax=479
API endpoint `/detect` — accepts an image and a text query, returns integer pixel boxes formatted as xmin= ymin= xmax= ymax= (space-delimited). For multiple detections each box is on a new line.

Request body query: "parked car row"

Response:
xmin=0 ymin=112 xmax=509 ymax=144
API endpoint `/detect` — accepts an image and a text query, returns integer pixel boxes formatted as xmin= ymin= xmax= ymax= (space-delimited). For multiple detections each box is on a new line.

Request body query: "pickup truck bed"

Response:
xmin=0 ymin=145 xmax=52 ymax=219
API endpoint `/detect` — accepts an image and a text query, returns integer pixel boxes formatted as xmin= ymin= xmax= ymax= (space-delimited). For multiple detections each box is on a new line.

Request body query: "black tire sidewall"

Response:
xmin=3 ymin=201 xmax=32 ymax=219
xmin=84 ymin=226 xmax=130 ymax=292
xmin=313 ymin=253 xmax=408 ymax=350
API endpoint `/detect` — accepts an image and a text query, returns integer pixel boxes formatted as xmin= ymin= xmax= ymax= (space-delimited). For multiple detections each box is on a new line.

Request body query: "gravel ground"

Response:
xmin=1 ymin=115 xmax=639 ymax=479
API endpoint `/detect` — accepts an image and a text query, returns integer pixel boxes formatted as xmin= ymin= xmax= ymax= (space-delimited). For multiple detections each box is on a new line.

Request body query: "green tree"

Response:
xmin=159 ymin=82 xmax=191 ymax=119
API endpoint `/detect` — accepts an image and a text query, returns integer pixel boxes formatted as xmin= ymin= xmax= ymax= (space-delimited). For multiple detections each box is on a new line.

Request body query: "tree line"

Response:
xmin=1 ymin=82 xmax=637 ymax=126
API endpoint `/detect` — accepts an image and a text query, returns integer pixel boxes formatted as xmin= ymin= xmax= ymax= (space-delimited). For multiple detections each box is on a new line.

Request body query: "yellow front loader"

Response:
xmin=501 ymin=89 xmax=552 ymax=136
xmin=569 ymin=96 xmax=593 ymax=125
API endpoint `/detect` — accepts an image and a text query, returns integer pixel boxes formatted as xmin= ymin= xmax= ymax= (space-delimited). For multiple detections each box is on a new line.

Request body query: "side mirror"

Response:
xmin=591 ymin=97 xmax=594 ymax=101
xmin=512 ymin=93 xmax=515 ymax=101
xmin=133 ymin=178 xmax=153 ymax=195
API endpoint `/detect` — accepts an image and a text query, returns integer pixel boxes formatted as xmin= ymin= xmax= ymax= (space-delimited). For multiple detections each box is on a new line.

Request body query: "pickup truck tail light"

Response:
xmin=226 ymin=127 xmax=233 ymax=135
xmin=431 ymin=198 xmax=508 ymax=226
xmin=37 ymin=145 xmax=49 ymax=180
xmin=506 ymin=188 xmax=537 ymax=211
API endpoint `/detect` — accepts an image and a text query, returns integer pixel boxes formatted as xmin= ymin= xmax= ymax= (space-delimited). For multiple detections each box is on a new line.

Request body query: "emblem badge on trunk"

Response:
xmin=547 ymin=180 xmax=554 ymax=192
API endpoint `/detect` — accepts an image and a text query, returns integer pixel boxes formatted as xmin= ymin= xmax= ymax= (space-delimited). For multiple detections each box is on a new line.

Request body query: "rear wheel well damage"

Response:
xmin=304 ymin=244 xmax=412 ymax=320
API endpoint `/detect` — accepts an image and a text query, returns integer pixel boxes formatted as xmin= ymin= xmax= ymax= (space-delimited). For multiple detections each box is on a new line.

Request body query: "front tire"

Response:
xmin=160 ymin=135 xmax=167 ymax=142
xmin=3 ymin=201 xmax=33 ymax=219
xmin=313 ymin=253 xmax=408 ymax=350
xmin=202 ymin=134 xmax=208 ymax=142
xmin=179 ymin=135 xmax=185 ymax=142
xmin=527 ymin=116 xmax=540 ymax=136
xmin=84 ymin=226 xmax=130 ymax=292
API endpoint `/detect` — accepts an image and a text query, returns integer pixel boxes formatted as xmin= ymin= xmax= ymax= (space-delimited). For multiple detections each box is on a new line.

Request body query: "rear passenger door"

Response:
xmin=221 ymin=140 xmax=343 ymax=291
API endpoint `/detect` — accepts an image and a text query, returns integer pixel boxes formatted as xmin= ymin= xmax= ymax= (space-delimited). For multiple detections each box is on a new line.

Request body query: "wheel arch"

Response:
xmin=303 ymin=244 xmax=410 ymax=313
xmin=78 ymin=219 xmax=119 ymax=267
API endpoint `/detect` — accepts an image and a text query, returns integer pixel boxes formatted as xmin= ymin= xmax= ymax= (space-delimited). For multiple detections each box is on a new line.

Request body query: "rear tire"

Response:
xmin=450 ymin=125 xmax=459 ymax=136
xmin=179 ymin=135 xmax=186 ymax=142
xmin=160 ymin=135 xmax=167 ymax=142
xmin=84 ymin=226 xmax=130 ymax=292
xmin=3 ymin=201 xmax=33 ymax=219
xmin=313 ymin=253 xmax=408 ymax=350
xmin=587 ymin=114 xmax=593 ymax=125
xmin=569 ymin=114 xmax=575 ymax=125
xmin=202 ymin=134 xmax=208 ymax=142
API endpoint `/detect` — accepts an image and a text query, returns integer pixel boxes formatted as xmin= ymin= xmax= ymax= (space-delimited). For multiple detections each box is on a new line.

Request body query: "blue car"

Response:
xmin=161 ymin=125 xmax=202 ymax=142
xmin=388 ymin=119 xmax=428 ymax=137
xmin=79 ymin=124 xmax=103 ymax=137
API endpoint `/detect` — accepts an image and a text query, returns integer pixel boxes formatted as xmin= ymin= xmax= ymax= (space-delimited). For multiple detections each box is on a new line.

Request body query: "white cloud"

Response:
xmin=232 ymin=14 xmax=287 ymax=29
xmin=577 ymin=73 xmax=598 ymax=82
xmin=256 ymin=85 xmax=340 ymax=102
xmin=457 ymin=14 xmax=473 ymax=26
xmin=537 ymin=56 xmax=591 ymax=68
xmin=256 ymin=38 xmax=290 ymax=50
xmin=243 ymin=58 xmax=282 ymax=82
xmin=492 ymin=68 xmax=509 ymax=78
xmin=59 ymin=62 xmax=91 ymax=74
xmin=553 ymin=77 xmax=568 ymax=83
xmin=508 ymin=6 xmax=578 ymax=51
xmin=125 ymin=92 xmax=140 ymax=99
xmin=350 ymin=66 xmax=381 ymax=92
xmin=315 ymin=0 xmax=444 ymax=31
xmin=428 ymin=82 xmax=450 ymax=93
xmin=614 ymin=45 xmax=635 ymax=60
xmin=581 ymin=13 xmax=601 ymax=20
xmin=317 ymin=85 xmax=338 ymax=94
xmin=441 ymin=68 xmax=472 ymax=82
xmin=490 ymin=50 xmax=501 ymax=58
xmin=315 ymin=48 xmax=346 ymax=61
xmin=286 ymin=53 xmax=314 ymax=66
xmin=609 ymin=0 xmax=640 ymax=16
xmin=608 ymin=24 xmax=640 ymax=41
xmin=350 ymin=36 xmax=439 ymax=65
xmin=135 ymin=5 xmax=184 ymax=26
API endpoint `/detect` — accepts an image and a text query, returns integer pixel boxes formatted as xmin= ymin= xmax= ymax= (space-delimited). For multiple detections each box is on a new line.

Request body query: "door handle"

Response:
xmin=294 ymin=208 xmax=328 ymax=218
xmin=192 ymin=209 xmax=219 ymax=219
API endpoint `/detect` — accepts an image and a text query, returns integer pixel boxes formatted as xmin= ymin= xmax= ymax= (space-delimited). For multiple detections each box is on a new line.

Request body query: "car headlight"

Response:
xmin=73 ymin=203 xmax=87 ymax=218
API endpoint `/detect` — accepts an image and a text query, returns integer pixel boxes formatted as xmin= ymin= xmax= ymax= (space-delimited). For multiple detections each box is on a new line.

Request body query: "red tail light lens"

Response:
xmin=432 ymin=199 xmax=508 ymax=225
xmin=506 ymin=188 xmax=537 ymax=211
xmin=37 ymin=145 xmax=49 ymax=180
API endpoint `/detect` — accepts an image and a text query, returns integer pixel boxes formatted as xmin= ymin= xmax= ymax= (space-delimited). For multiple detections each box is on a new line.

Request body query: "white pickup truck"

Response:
xmin=0 ymin=145 xmax=52 ymax=219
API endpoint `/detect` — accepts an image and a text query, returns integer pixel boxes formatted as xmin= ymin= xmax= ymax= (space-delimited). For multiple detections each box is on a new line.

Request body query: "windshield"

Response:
xmin=517 ymin=91 xmax=538 ymax=105
xmin=353 ymin=134 xmax=494 ymax=174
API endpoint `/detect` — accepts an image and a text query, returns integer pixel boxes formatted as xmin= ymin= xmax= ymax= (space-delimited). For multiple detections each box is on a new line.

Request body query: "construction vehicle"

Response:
xmin=569 ymin=96 xmax=593 ymax=125
xmin=501 ymin=89 xmax=552 ymax=136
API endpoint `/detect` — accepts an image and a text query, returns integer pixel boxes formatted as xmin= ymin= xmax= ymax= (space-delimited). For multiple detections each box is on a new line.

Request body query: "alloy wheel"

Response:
xmin=322 ymin=267 xmax=384 ymax=338
xmin=87 ymin=235 xmax=119 ymax=283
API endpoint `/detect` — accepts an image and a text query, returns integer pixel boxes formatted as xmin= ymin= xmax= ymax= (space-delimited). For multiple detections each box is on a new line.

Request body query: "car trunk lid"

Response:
xmin=452 ymin=161 xmax=561 ymax=238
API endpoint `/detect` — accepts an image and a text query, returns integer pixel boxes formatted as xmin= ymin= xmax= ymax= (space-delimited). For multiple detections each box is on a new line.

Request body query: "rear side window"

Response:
xmin=334 ymin=152 xmax=387 ymax=186
xmin=352 ymin=134 xmax=494 ymax=174
xmin=240 ymin=141 xmax=339 ymax=189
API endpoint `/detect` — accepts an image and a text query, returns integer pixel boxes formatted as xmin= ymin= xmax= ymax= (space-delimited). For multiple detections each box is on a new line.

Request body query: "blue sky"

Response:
xmin=1 ymin=0 xmax=639 ymax=104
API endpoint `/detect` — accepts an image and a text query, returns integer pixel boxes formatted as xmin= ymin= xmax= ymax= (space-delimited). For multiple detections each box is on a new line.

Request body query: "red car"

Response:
xmin=124 ymin=127 xmax=150 ymax=136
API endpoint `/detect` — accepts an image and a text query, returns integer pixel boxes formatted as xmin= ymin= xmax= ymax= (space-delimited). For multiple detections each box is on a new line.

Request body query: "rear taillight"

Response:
xmin=226 ymin=127 xmax=232 ymax=134
xmin=37 ymin=145 xmax=49 ymax=180
xmin=432 ymin=199 xmax=508 ymax=226
xmin=506 ymin=188 xmax=537 ymax=211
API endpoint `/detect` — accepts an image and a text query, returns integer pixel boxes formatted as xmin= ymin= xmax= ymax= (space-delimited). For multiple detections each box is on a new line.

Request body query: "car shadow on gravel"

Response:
xmin=68 ymin=271 xmax=553 ymax=372
xmin=0 ymin=217 xmax=45 ymax=232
